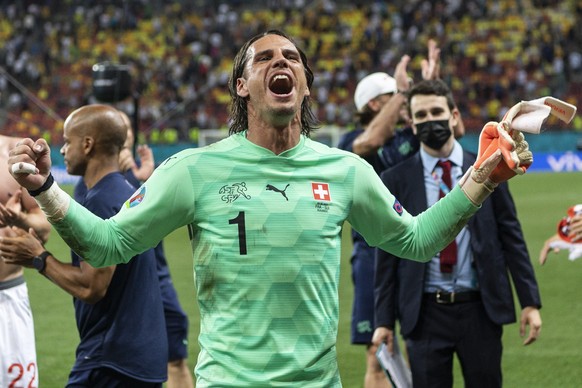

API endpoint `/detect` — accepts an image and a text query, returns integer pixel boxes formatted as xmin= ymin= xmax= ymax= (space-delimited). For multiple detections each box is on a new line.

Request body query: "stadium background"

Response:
xmin=2 ymin=0 xmax=582 ymax=387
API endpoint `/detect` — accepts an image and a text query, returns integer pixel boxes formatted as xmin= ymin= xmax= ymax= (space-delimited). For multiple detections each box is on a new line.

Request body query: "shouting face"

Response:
xmin=236 ymin=34 xmax=310 ymax=129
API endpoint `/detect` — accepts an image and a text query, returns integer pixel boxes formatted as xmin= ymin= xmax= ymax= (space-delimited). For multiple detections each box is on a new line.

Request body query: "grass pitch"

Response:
xmin=27 ymin=172 xmax=582 ymax=387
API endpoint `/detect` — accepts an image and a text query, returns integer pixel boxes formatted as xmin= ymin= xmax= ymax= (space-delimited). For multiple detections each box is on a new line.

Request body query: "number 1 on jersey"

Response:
xmin=229 ymin=211 xmax=247 ymax=255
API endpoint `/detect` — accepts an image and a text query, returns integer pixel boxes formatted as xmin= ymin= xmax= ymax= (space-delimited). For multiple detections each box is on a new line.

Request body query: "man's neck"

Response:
xmin=246 ymin=124 xmax=301 ymax=155
xmin=83 ymin=160 xmax=120 ymax=189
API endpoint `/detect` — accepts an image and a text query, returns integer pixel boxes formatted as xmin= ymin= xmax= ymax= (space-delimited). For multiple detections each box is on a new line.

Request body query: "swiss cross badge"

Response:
xmin=311 ymin=182 xmax=331 ymax=201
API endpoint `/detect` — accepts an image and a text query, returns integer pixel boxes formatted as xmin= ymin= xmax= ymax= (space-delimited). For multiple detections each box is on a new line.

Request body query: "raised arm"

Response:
xmin=7 ymin=138 xmax=193 ymax=268
xmin=352 ymin=56 xmax=411 ymax=157
xmin=348 ymin=116 xmax=533 ymax=262
xmin=421 ymin=38 xmax=465 ymax=138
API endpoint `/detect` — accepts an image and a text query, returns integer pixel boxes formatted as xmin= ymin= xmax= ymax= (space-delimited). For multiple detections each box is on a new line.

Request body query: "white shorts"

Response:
xmin=0 ymin=277 xmax=38 ymax=388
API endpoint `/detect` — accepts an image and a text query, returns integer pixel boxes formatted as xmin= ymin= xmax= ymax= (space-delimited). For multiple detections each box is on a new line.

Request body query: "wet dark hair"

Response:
xmin=228 ymin=29 xmax=319 ymax=136
xmin=406 ymin=79 xmax=456 ymax=116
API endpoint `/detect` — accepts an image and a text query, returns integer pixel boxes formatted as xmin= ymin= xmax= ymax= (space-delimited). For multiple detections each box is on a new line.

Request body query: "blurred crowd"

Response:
xmin=1 ymin=0 xmax=581 ymax=145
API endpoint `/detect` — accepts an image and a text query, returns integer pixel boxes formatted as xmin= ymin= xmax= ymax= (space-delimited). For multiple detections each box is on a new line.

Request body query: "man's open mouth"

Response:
xmin=269 ymin=74 xmax=293 ymax=95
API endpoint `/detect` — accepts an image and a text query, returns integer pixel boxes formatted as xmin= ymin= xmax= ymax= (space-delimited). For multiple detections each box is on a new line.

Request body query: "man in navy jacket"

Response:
xmin=373 ymin=79 xmax=542 ymax=388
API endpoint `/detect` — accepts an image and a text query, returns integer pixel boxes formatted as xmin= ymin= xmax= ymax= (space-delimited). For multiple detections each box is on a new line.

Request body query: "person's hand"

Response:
xmin=540 ymin=214 xmax=582 ymax=264
xmin=566 ymin=214 xmax=582 ymax=242
xmin=421 ymin=38 xmax=441 ymax=80
xmin=372 ymin=326 xmax=394 ymax=354
xmin=132 ymin=144 xmax=155 ymax=182
xmin=520 ymin=306 xmax=541 ymax=345
xmin=394 ymin=55 xmax=411 ymax=93
xmin=539 ymin=234 xmax=565 ymax=265
xmin=8 ymin=138 xmax=52 ymax=191
xmin=570 ymin=214 xmax=582 ymax=242
xmin=473 ymin=121 xmax=532 ymax=184
xmin=118 ymin=148 xmax=136 ymax=173
xmin=459 ymin=121 xmax=503 ymax=200
xmin=0 ymin=227 xmax=45 ymax=268
xmin=459 ymin=121 xmax=532 ymax=205
xmin=0 ymin=189 xmax=23 ymax=228
xmin=490 ymin=123 xmax=532 ymax=183
xmin=118 ymin=145 xmax=155 ymax=182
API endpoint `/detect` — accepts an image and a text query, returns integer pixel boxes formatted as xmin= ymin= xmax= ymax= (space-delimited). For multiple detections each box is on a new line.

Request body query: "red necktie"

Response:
xmin=437 ymin=160 xmax=457 ymax=273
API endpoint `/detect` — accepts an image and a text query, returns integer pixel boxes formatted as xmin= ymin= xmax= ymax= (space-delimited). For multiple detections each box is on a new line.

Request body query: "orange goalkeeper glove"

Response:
xmin=475 ymin=121 xmax=532 ymax=183
xmin=460 ymin=121 xmax=532 ymax=205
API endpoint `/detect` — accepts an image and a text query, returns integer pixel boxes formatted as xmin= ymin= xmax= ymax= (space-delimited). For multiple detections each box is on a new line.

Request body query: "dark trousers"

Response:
xmin=66 ymin=367 xmax=163 ymax=388
xmin=405 ymin=296 xmax=503 ymax=388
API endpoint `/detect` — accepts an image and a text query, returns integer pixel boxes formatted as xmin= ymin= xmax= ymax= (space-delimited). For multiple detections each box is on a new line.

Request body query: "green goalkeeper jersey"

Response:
xmin=55 ymin=132 xmax=477 ymax=387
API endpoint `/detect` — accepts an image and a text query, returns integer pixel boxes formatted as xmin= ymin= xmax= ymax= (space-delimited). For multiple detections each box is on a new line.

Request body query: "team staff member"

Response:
xmin=75 ymin=111 xmax=195 ymax=388
xmin=373 ymin=79 xmax=542 ymax=388
xmin=7 ymin=30 xmax=532 ymax=387
xmin=1 ymin=105 xmax=167 ymax=387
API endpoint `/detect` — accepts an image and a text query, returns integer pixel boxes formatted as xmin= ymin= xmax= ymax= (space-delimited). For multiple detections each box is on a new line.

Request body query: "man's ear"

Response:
xmin=452 ymin=107 xmax=465 ymax=138
xmin=83 ymin=136 xmax=94 ymax=155
xmin=236 ymin=78 xmax=249 ymax=98
xmin=367 ymin=97 xmax=383 ymax=113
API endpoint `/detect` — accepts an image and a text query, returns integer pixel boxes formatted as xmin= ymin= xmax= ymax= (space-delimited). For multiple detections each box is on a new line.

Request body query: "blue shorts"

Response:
xmin=350 ymin=243 xmax=376 ymax=345
xmin=161 ymin=281 xmax=190 ymax=361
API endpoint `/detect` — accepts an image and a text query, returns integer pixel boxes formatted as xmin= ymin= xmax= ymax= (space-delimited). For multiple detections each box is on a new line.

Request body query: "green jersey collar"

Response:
xmin=235 ymin=131 xmax=306 ymax=157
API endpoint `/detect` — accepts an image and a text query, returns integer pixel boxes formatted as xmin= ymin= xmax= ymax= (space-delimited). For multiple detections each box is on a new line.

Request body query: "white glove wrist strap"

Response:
xmin=459 ymin=167 xmax=497 ymax=205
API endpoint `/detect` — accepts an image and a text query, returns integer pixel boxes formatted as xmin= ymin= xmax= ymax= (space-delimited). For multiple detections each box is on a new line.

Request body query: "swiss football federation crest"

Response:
xmin=126 ymin=186 xmax=146 ymax=208
xmin=219 ymin=182 xmax=251 ymax=203
xmin=311 ymin=182 xmax=331 ymax=202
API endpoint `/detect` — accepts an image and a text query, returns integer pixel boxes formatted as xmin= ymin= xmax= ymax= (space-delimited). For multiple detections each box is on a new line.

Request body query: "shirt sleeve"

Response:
xmin=347 ymin=160 xmax=479 ymax=262
xmin=336 ymin=130 xmax=357 ymax=153
xmin=52 ymin=155 xmax=196 ymax=267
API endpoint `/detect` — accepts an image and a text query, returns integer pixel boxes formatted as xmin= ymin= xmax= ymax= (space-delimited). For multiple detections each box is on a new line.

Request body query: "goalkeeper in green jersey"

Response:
xmin=7 ymin=30 xmax=533 ymax=387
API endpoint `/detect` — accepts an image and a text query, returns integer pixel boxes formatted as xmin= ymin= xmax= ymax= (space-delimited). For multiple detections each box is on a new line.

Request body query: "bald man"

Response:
xmin=75 ymin=109 xmax=194 ymax=388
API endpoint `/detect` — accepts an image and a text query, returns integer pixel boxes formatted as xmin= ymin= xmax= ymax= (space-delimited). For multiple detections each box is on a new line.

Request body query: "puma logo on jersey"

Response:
xmin=266 ymin=184 xmax=290 ymax=201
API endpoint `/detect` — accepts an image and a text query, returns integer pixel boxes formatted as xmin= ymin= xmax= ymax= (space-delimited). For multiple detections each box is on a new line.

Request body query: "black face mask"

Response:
xmin=415 ymin=119 xmax=452 ymax=150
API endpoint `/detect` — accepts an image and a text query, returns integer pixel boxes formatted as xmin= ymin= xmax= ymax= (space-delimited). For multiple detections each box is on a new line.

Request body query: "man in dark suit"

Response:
xmin=373 ymin=79 xmax=542 ymax=388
